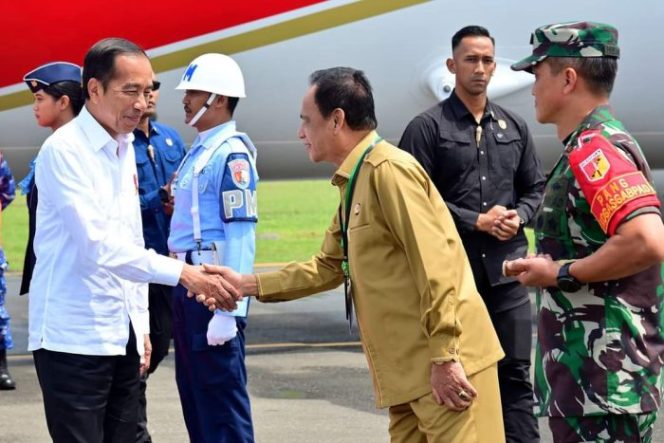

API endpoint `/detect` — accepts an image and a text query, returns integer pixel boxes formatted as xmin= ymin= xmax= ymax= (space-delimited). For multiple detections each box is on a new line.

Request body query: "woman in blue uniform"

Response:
xmin=19 ymin=62 xmax=83 ymax=296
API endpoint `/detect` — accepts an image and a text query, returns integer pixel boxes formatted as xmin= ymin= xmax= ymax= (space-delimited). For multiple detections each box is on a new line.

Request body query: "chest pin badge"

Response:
xmin=354 ymin=203 xmax=361 ymax=215
xmin=498 ymin=119 xmax=507 ymax=130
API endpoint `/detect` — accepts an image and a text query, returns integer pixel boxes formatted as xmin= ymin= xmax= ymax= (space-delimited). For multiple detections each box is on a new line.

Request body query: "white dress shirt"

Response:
xmin=29 ymin=106 xmax=183 ymax=356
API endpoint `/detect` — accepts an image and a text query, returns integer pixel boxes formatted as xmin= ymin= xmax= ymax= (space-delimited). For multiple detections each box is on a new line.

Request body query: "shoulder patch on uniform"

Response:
xmin=220 ymin=152 xmax=257 ymax=223
xmin=228 ymin=158 xmax=251 ymax=190
xmin=569 ymin=130 xmax=659 ymax=235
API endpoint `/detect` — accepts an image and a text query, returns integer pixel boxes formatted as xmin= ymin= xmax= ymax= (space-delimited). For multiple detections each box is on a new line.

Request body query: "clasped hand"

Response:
xmin=476 ymin=205 xmax=520 ymax=241
xmin=180 ymin=264 xmax=243 ymax=311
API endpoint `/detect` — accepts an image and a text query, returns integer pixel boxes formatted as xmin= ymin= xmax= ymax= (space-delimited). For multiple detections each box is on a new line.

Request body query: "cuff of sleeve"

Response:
xmin=137 ymin=311 xmax=150 ymax=335
xmin=143 ymin=189 xmax=163 ymax=210
xmin=150 ymin=253 xmax=184 ymax=287
xmin=256 ymin=272 xmax=282 ymax=302
xmin=516 ymin=208 xmax=527 ymax=225
xmin=461 ymin=211 xmax=480 ymax=232
xmin=429 ymin=336 xmax=460 ymax=363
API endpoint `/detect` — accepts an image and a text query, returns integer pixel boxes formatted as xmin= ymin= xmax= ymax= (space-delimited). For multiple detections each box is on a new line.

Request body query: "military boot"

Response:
xmin=0 ymin=349 xmax=16 ymax=390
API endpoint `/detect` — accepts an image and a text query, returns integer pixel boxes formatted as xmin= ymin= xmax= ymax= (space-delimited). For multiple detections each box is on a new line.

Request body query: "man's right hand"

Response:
xmin=475 ymin=205 xmax=506 ymax=234
xmin=194 ymin=265 xmax=258 ymax=311
xmin=178 ymin=264 xmax=240 ymax=311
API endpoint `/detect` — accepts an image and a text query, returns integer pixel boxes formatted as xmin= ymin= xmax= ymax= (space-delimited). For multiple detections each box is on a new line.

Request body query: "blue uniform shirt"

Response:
xmin=168 ymin=120 xmax=258 ymax=276
xmin=134 ymin=121 xmax=186 ymax=256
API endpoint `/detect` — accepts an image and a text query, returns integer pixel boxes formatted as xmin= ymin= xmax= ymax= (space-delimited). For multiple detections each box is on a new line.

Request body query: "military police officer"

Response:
xmin=168 ymin=53 xmax=258 ymax=442
xmin=506 ymin=22 xmax=664 ymax=442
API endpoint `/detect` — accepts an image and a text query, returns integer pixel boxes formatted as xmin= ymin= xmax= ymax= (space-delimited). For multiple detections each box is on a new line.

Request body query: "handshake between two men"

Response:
xmin=179 ymin=264 xmax=253 ymax=311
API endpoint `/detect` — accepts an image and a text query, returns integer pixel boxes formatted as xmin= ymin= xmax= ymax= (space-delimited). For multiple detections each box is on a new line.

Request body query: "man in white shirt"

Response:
xmin=30 ymin=37 xmax=239 ymax=443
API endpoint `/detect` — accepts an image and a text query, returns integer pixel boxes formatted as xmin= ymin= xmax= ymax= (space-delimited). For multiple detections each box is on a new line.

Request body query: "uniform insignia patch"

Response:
xmin=228 ymin=159 xmax=251 ymax=189
xmin=580 ymin=149 xmax=610 ymax=182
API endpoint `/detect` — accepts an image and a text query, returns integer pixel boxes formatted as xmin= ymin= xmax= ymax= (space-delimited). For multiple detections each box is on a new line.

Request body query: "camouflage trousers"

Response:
xmin=549 ymin=412 xmax=657 ymax=443
xmin=0 ymin=269 xmax=12 ymax=351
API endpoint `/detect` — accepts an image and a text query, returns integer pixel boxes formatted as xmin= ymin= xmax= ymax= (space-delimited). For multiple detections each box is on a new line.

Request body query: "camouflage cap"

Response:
xmin=511 ymin=21 xmax=620 ymax=72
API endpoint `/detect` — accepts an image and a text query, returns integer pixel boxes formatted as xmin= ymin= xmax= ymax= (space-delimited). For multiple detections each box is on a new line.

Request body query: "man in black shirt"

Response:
xmin=399 ymin=26 xmax=545 ymax=443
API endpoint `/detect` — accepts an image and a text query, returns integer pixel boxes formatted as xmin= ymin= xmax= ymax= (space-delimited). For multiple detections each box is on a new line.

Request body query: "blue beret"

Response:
xmin=23 ymin=62 xmax=82 ymax=93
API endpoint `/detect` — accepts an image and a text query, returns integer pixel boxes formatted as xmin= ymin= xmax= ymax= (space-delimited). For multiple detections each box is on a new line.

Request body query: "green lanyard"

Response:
xmin=338 ymin=136 xmax=383 ymax=277
xmin=337 ymin=135 xmax=382 ymax=332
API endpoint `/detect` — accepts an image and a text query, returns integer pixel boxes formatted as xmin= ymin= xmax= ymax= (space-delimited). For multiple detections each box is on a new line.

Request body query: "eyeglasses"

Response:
xmin=152 ymin=80 xmax=161 ymax=91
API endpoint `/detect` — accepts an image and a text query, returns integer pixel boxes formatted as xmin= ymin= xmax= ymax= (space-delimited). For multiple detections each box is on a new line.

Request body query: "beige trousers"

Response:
xmin=388 ymin=363 xmax=504 ymax=443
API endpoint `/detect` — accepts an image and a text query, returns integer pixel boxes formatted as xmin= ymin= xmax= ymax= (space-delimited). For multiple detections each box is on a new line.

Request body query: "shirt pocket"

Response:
xmin=492 ymin=130 xmax=521 ymax=169
xmin=162 ymin=147 xmax=183 ymax=177
xmin=135 ymin=151 xmax=152 ymax=193
xmin=491 ymin=130 xmax=521 ymax=189
xmin=196 ymin=168 xmax=214 ymax=193
xmin=438 ymin=130 xmax=474 ymax=177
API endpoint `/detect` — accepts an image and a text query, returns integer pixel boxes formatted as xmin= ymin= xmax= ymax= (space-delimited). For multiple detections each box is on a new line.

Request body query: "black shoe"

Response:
xmin=0 ymin=369 xmax=15 ymax=390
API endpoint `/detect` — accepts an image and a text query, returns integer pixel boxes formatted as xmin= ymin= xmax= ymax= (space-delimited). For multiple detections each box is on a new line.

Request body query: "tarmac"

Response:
xmin=1 ymin=272 xmax=663 ymax=442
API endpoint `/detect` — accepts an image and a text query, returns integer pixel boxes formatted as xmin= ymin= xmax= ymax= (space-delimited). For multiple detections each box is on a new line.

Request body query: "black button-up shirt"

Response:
xmin=399 ymin=90 xmax=545 ymax=309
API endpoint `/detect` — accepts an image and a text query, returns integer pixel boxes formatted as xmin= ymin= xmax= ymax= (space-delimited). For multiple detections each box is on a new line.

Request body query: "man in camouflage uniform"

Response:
xmin=506 ymin=22 xmax=664 ymax=442
xmin=0 ymin=151 xmax=16 ymax=389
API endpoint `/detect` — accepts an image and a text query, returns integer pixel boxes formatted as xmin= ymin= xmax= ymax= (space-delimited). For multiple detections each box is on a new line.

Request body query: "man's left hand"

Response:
xmin=430 ymin=361 xmax=477 ymax=411
xmin=504 ymin=255 xmax=559 ymax=287
xmin=140 ymin=334 xmax=152 ymax=376
xmin=492 ymin=209 xmax=520 ymax=240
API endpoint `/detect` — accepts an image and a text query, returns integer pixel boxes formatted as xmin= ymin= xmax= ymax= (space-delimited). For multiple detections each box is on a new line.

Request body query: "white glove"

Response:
xmin=207 ymin=313 xmax=237 ymax=346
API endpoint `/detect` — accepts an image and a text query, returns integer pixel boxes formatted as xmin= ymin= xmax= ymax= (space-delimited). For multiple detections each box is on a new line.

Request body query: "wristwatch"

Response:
xmin=557 ymin=262 xmax=582 ymax=292
xmin=158 ymin=187 xmax=170 ymax=203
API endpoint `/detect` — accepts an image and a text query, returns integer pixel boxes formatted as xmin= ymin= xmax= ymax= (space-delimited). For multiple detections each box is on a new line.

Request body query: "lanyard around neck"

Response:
xmin=338 ymin=136 xmax=383 ymax=277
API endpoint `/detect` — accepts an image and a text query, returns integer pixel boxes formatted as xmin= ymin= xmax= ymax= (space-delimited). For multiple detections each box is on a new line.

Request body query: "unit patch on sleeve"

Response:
xmin=220 ymin=153 xmax=257 ymax=222
xmin=228 ymin=158 xmax=251 ymax=189
xmin=569 ymin=130 xmax=660 ymax=235
xmin=579 ymin=149 xmax=610 ymax=182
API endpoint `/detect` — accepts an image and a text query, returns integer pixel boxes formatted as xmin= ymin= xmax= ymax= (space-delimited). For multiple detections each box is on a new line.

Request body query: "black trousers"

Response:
xmin=475 ymin=268 xmax=540 ymax=443
xmin=136 ymin=283 xmax=174 ymax=442
xmin=33 ymin=326 xmax=140 ymax=443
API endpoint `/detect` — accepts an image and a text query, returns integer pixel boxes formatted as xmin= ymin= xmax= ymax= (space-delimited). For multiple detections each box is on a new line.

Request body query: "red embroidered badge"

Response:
xmin=569 ymin=130 xmax=659 ymax=235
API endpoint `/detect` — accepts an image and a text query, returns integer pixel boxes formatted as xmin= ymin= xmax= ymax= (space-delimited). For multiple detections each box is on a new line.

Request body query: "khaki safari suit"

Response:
xmin=257 ymin=132 xmax=504 ymax=442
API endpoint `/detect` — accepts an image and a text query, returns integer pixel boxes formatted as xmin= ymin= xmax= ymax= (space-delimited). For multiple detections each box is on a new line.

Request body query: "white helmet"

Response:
xmin=175 ymin=53 xmax=246 ymax=98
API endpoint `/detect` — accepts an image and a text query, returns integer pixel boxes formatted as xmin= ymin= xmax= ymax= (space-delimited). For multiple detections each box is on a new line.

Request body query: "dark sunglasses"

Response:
xmin=152 ymin=80 xmax=161 ymax=91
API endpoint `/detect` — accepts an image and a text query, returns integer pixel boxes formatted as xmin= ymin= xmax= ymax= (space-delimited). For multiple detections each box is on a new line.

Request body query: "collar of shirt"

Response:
xmin=115 ymin=132 xmax=133 ymax=159
xmin=448 ymin=89 xmax=496 ymax=124
xmin=332 ymin=130 xmax=380 ymax=186
xmin=563 ymin=104 xmax=615 ymax=147
xmin=132 ymin=120 xmax=161 ymax=144
xmin=78 ymin=105 xmax=136 ymax=158
xmin=78 ymin=105 xmax=117 ymax=152
xmin=192 ymin=120 xmax=236 ymax=149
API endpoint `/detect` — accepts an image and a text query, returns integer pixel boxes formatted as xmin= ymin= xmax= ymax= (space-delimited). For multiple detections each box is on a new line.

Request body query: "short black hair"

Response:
xmin=546 ymin=57 xmax=618 ymax=96
xmin=452 ymin=25 xmax=495 ymax=51
xmin=308 ymin=67 xmax=377 ymax=131
xmin=43 ymin=81 xmax=84 ymax=116
xmin=82 ymin=37 xmax=147 ymax=100
xmin=227 ymin=96 xmax=239 ymax=115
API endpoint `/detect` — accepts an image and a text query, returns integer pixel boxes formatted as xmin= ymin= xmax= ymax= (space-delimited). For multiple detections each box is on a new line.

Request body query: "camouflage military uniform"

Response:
xmin=512 ymin=21 xmax=664 ymax=442
xmin=0 ymin=152 xmax=16 ymax=352
xmin=533 ymin=105 xmax=664 ymax=421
